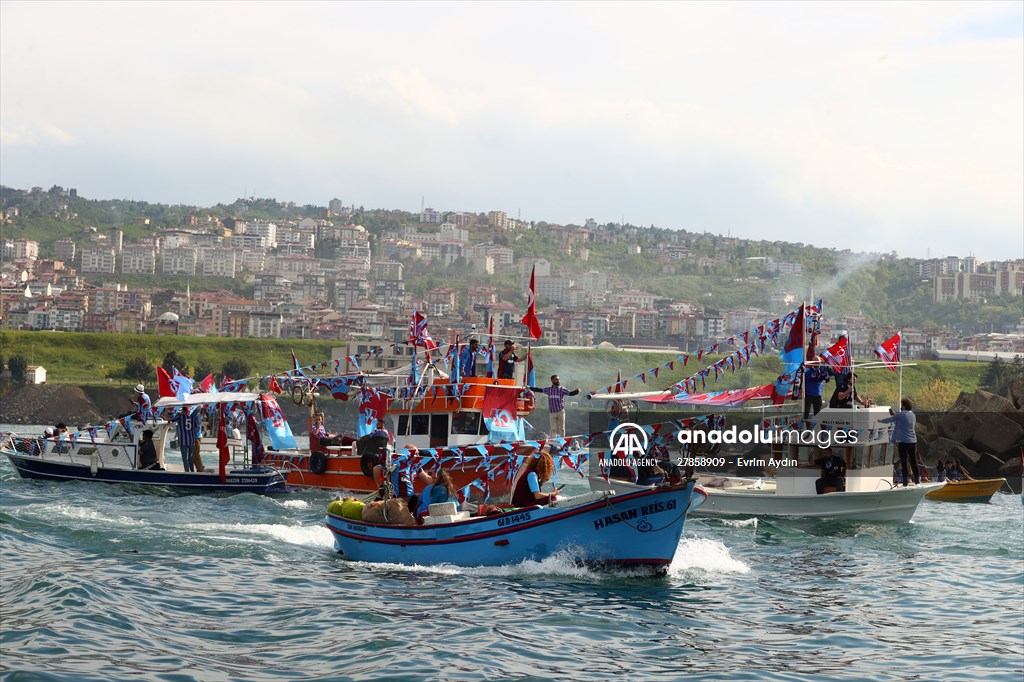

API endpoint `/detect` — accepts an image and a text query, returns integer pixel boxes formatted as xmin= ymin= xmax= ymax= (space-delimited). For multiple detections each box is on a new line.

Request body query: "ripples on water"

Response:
xmin=1 ymin=450 xmax=1021 ymax=681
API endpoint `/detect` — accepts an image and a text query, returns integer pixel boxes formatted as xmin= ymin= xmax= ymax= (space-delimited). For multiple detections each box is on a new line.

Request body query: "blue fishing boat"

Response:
xmin=324 ymin=482 xmax=706 ymax=571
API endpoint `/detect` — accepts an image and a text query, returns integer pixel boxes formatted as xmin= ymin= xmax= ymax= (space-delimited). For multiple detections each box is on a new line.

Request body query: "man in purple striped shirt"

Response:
xmin=528 ymin=375 xmax=580 ymax=438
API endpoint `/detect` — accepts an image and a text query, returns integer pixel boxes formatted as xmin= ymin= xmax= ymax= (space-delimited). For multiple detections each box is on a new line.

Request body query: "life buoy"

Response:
xmin=308 ymin=450 xmax=328 ymax=475
xmin=360 ymin=452 xmax=378 ymax=478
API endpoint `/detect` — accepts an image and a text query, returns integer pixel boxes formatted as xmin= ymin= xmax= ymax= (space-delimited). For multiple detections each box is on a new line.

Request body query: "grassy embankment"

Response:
xmin=2 ymin=331 xmax=985 ymax=403
xmin=0 ymin=331 xmax=340 ymax=385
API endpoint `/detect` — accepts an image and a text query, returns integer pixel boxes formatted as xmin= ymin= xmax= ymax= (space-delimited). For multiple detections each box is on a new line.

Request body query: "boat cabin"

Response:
xmin=771 ymin=405 xmax=897 ymax=494
xmin=386 ymin=375 xmax=534 ymax=450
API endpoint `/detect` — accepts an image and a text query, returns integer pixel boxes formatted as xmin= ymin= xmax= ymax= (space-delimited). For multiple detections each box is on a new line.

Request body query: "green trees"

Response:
xmin=124 ymin=357 xmax=154 ymax=384
xmin=981 ymin=355 xmax=1024 ymax=396
xmin=194 ymin=360 xmax=214 ymax=382
xmin=222 ymin=359 xmax=251 ymax=380
xmin=162 ymin=351 xmax=188 ymax=375
xmin=8 ymin=354 xmax=27 ymax=381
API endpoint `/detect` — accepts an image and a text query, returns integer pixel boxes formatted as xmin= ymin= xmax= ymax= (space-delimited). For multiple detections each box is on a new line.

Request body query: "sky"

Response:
xmin=1 ymin=1 xmax=1022 ymax=261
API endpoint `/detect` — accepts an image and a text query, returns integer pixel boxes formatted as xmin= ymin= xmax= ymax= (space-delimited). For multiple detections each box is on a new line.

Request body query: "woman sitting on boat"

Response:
xmin=944 ymin=459 xmax=972 ymax=483
xmin=512 ymin=446 xmax=559 ymax=507
xmin=310 ymin=413 xmax=344 ymax=448
xmin=415 ymin=468 xmax=460 ymax=521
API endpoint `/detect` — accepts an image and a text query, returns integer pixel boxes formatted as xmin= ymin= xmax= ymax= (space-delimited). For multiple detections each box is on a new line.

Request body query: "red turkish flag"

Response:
xmin=521 ymin=265 xmax=542 ymax=340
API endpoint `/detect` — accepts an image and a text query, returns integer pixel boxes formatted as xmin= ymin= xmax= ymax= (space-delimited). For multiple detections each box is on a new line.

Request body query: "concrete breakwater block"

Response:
xmin=937 ymin=408 xmax=982 ymax=444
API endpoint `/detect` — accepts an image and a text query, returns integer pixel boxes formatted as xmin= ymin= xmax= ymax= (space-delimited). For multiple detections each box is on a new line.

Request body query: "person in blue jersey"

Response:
xmin=512 ymin=446 xmax=559 ymax=507
xmin=175 ymin=408 xmax=202 ymax=472
xmin=415 ymin=468 xmax=460 ymax=520
xmin=459 ymin=338 xmax=486 ymax=378
xmin=879 ymin=397 xmax=918 ymax=486
xmin=813 ymin=447 xmax=846 ymax=494
xmin=803 ymin=352 xmax=831 ymax=418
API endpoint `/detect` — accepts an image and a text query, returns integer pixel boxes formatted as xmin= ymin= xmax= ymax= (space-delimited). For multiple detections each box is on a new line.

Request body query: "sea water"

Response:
xmin=1 ymin=426 xmax=1021 ymax=681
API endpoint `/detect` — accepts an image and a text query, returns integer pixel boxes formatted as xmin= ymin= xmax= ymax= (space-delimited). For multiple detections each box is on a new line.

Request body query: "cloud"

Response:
xmin=0 ymin=1 xmax=1020 ymax=259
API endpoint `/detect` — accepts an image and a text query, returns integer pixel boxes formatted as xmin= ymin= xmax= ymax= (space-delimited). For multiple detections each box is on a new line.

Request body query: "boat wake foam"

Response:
xmin=721 ymin=517 xmax=759 ymax=528
xmin=669 ymin=537 xmax=751 ymax=578
xmin=338 ymin=547 xmax=661 ymax=580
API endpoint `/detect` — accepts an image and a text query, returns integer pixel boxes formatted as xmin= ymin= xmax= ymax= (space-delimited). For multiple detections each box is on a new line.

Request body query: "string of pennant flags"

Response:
xmin=38 ymin=396 xmax=290 ymax=448
xmin=585 ymin=302 xmax=819 ymax=398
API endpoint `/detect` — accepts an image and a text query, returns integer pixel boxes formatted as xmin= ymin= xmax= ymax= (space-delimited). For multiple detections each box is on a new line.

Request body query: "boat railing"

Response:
xmin=275 ymin=457 xmax=306 ymax=485
xmin=4 ymin=434 xmax=44 ymax=457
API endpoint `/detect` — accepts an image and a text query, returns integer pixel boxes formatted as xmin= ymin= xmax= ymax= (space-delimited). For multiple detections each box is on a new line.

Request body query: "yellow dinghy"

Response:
xmin=925 ymin=479 xmax=1006 ymax=503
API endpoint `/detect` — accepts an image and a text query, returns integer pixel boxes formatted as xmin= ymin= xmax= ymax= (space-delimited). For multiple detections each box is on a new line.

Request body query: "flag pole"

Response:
xmin=898 ymin=332 xmax=904 ymax=406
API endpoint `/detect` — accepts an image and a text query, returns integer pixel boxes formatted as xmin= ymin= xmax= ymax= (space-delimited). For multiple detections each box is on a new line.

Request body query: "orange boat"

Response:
xmin=925 ymin=478 xmax=1006 ymax=503
xmin=262 ymin=375 xmax=535 ymax=494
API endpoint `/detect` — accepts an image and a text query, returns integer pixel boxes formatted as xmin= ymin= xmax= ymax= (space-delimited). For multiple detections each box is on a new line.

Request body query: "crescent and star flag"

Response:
xmin=521 ymin=265 xmax=543 ymax=340
xmin=819 ymin=336 xmax=851 ymax=370
xmin=874 ymin=332 xmax=902 ymax=372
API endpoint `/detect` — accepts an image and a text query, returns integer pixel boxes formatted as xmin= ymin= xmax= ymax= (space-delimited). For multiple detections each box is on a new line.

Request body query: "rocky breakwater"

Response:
xmin=0 ymin=383 xmax=130 ymax=429
xmin=916 ymin=381 xmax=1024 ymax=493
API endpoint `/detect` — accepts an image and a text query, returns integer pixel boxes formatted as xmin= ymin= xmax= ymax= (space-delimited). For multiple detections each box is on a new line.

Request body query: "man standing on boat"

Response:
xmin=459 ymin=338 xmax=486 ymax=378
xmin=880 ymin=398 xmax=919 ymax=486
xmin=528 ymin=375 xmax=580 ymax=438
xmin=498 ymin=340 xmax=524 ymax=380
xmin=175 ymin=407 xmax=202 ymax=472
xmin=803 ymin=351 xmax=830 ymax=418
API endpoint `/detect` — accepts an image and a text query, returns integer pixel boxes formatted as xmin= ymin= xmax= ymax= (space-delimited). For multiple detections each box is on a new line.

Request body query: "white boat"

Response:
xmin=591 ymin=406 xmax=943 ymax=522
xmin=1 ymin=392 xmax=287 ymax=494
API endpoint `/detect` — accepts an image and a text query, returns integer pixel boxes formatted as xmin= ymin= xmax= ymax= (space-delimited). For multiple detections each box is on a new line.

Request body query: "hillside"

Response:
xmin=3 ymin=186 xmax=1020 ymax=332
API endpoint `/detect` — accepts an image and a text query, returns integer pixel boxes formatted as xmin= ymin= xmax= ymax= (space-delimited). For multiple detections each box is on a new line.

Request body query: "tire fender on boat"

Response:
xmin=309 ymin=450 xmax=328 ymax=475
xmin=359 ymin=452 xmax=377 ymax=478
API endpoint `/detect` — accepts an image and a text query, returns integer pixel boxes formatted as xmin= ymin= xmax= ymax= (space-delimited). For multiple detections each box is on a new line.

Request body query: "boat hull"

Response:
xmin=925 ymin=479 xmax=1006 ymax=503
xmin=3 ymin=452 xmax=287 ymax=494
xmin=325 ymin=483 xmax=705 ymax=569
xmin=692 ymin=482 xmax=945 ymax=522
